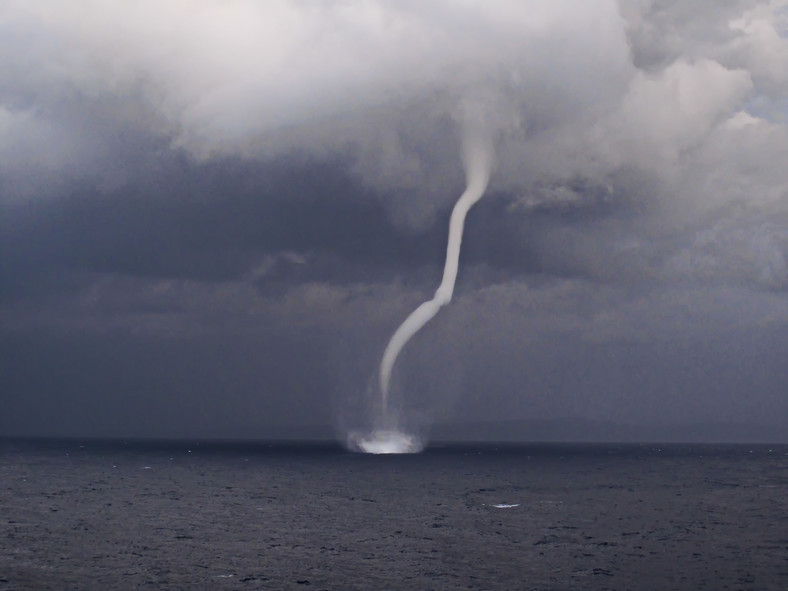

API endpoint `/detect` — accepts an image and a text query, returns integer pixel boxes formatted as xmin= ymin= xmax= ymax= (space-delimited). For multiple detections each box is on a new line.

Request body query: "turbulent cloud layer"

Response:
xmin=1 ymin=1 xmax=787 ymax=438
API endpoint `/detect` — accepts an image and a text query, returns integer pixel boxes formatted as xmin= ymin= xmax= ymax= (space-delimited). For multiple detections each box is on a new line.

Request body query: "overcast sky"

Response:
xmin=2 ymin=0 xmax=787 ymax=442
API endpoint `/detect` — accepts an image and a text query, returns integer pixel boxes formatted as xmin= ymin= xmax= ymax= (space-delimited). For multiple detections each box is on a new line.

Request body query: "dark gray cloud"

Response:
xmin=1 ymin=1 xmax=787 ymax=441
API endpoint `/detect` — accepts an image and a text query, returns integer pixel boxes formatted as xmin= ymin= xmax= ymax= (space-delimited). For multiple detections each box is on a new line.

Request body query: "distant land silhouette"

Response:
xmin=197 ymin=418 xmax=787 ymax=445
xmin=9 ymin=418 xmax=783 ymax=445
xmin=428 ymin=418 xmax=788 ymax=445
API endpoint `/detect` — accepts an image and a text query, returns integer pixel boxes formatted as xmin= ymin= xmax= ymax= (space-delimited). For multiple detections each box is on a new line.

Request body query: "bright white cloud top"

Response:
xmin=2 ymin=0 xmax=786 ymax=310
xmin=2 ymin=2 xmax=785 ymax=218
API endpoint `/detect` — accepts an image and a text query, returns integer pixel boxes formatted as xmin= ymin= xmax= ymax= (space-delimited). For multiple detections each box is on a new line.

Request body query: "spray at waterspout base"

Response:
xmin=347 ymin=429 xmax=424 ymax=454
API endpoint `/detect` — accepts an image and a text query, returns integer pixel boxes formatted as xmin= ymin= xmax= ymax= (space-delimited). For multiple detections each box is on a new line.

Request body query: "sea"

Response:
xmin=1 ymin=438 xmax=786 ymax=590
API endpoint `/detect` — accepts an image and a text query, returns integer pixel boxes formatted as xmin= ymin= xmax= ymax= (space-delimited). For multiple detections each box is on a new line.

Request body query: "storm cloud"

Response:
xmin=1 ymin=1 xmax=787 ymax=441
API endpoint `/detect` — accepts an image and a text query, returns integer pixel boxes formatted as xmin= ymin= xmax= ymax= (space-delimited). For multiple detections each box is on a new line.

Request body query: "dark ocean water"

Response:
xmin=1 ymin=439 xmax=787 ymax=590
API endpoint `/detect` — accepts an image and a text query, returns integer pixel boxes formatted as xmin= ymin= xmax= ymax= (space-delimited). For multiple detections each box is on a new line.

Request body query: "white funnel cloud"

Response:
xmin=378 ymin=111 xmax=495 ymax=416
